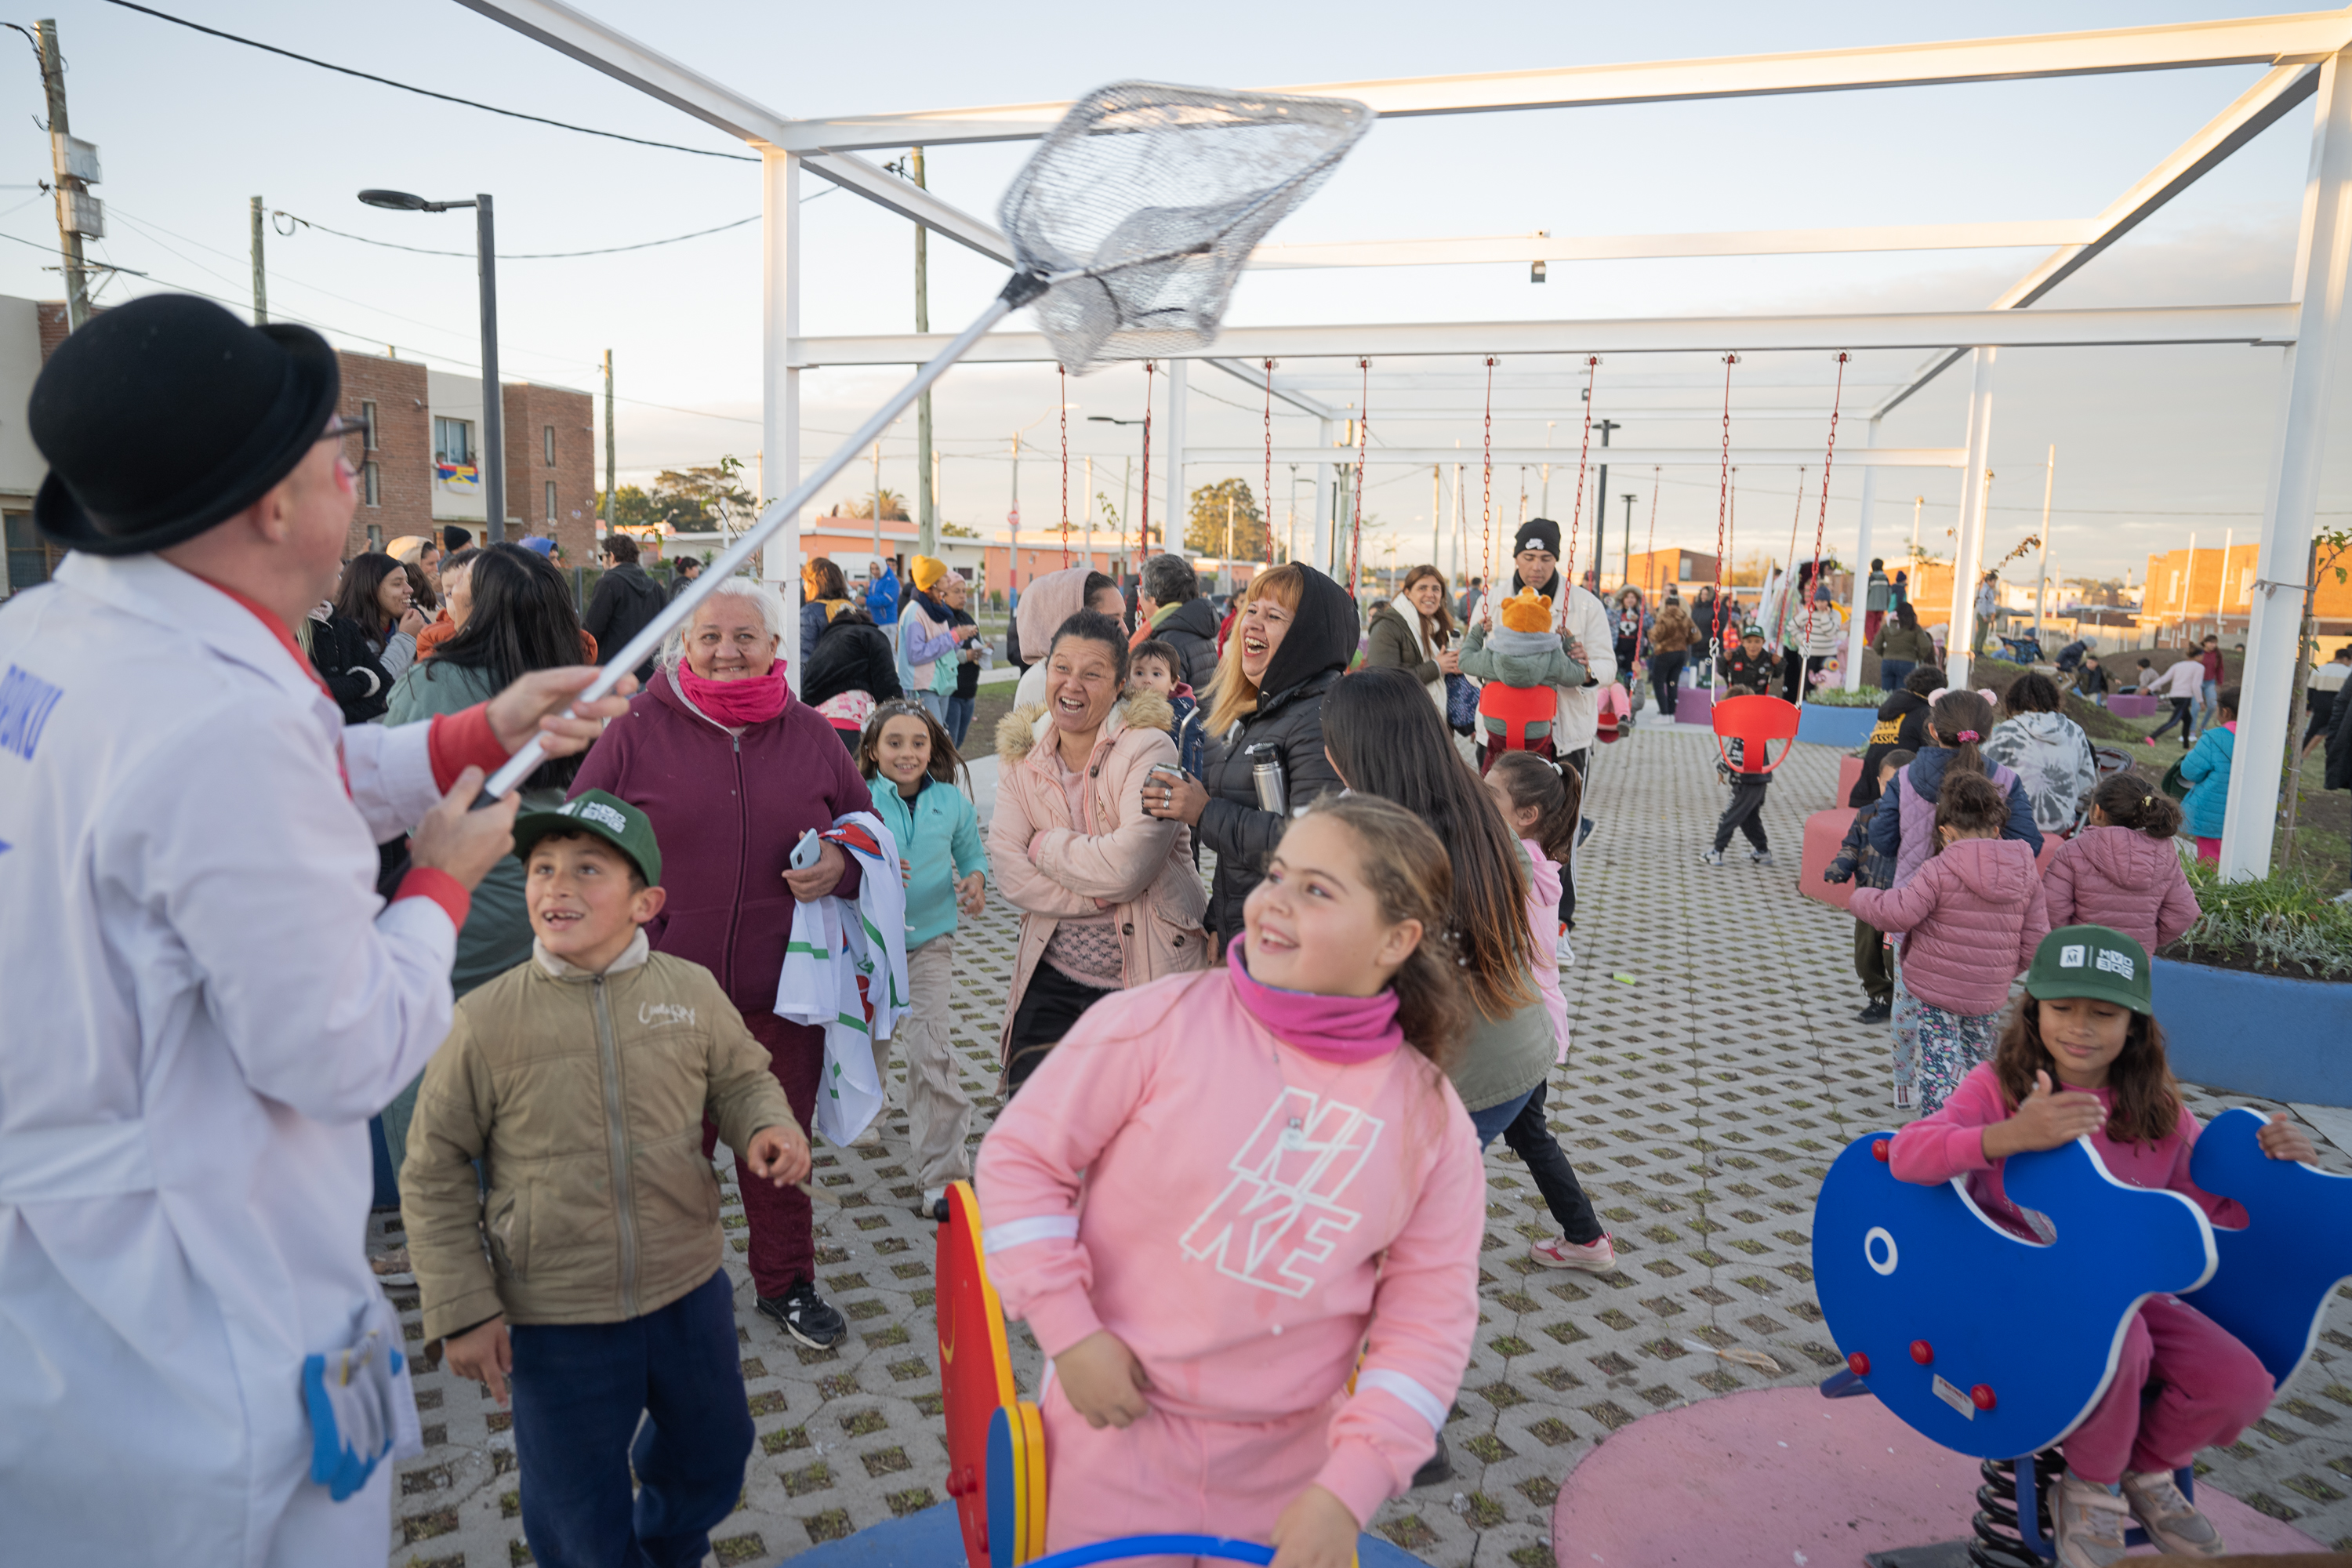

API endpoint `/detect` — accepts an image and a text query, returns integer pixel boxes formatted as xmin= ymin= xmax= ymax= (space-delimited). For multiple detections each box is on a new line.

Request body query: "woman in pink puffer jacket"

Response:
xmin=1850 ymin=771 xmax=2051 ymax=1113
xmin=2043 ymin=774 xmax=2201 ymax=956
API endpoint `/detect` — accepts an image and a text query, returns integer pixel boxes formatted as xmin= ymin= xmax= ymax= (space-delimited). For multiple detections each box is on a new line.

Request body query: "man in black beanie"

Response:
xmin=0 ymin=295 xmax=630 ymax=1562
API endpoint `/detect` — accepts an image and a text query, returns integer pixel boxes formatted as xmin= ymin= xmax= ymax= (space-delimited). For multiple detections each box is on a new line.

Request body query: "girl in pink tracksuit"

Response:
xmin=2044 ymin=775 xmax=2202 ymax=957
xmin=1850 ymin=771 xmax=2050 ymax=1112
xmin=1889 ymin=924 xmax=2312 ymax=1567
xmin=978 ymin=796 xmax=1486 ymax=1568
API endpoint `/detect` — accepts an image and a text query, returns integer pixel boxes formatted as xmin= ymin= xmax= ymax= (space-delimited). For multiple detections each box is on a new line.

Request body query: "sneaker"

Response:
xmin=1857 ymin=999 xmax=1891 ymax=1023
xmin=1700 ymin=849 xmax=1725 ymax=866
xmin=2143 ymin=736 xmax=2157 ymax=747
xmin=1576 ymin=817 xmax=1596 ymax=849
xmin=2120 ymin=1469 xmax=2223 ymax=1557
xmin=1749 ymin=849 xmax=1775 ymax=866
xmin=757 ymin=1279 xmax=847 ymax=1350
xmin=1554 ymin=926 xmax=1576 ymax=967
xmin=1530 ymin=1234 xmax=1616 ymax=1272
xmin=2053 ymin=1473 xmax=2131 ymax=1568
xmin=914 ymin=1187 xmax=949 ymax=1222
xmin=368 ymin=1247 xmax=414 ymax=1287
xmin=1410 ymin=1433 xmax=1454 ymax=1489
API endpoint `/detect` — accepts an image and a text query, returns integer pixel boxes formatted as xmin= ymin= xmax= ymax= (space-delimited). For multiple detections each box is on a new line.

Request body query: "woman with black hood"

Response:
xmin=1143 ymin=562 xmax=1355 ymax=946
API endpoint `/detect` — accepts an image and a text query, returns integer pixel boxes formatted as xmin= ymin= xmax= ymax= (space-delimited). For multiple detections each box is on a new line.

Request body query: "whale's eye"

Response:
xmin=1864 ymin=1226 xmax=1898 ymax=1276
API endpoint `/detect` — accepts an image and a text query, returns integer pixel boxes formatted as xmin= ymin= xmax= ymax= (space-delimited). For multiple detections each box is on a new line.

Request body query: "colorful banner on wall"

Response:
xmin=435 ymin=461 xmax=481 ymax=492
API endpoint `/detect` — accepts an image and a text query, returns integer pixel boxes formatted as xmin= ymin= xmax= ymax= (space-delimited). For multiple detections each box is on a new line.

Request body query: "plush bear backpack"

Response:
xmin=1478 ymin=587 xmax=1563 ymax=754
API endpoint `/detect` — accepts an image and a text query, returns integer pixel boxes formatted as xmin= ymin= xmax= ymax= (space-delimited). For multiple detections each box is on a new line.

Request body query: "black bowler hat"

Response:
xmin=30 ymin=294 xmax=342 ymax=556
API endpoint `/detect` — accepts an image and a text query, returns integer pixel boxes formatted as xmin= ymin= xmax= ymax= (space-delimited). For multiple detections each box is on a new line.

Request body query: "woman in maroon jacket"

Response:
xmin=571 ymin=576 xmax=873 ymax=1349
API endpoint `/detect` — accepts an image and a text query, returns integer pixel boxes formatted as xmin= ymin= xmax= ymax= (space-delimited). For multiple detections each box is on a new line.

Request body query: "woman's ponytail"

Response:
xmin=1930 ymin=688 xmax=1996 ymax=776
xmin=2087 ymin=772 xmax=2183 ymax=839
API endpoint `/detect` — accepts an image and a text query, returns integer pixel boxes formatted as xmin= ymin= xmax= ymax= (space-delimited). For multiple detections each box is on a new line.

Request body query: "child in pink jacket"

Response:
xmin=977 ymin=797 xmax=1486 ymax=1567
xmin=1850 ymin=771 xmax=2050 ymax=1112
xmin=2045 ymin=775 xmax=2201 ymax=957
xmin=1889 ymin=924 xmax=2310 ymax=1568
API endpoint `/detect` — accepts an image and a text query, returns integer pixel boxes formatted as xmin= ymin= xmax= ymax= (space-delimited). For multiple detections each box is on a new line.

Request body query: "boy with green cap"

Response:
xmin=401 ymin=789 xmax=811 ymax=1568
xmin=1887 ymin=925 xmax=2316 ymax=1568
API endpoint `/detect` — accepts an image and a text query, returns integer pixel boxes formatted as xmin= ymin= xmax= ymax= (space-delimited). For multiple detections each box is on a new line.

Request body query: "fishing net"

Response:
xmin=1002 ymin=82 xmax=1373 ymax=375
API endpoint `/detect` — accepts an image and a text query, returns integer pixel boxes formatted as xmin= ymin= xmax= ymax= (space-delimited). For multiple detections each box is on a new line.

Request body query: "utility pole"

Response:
xmin=602 ymin=350 xmax=616 ymax=535
xmin=1621 ymin=492 xmax=1636 ymax=594
xmin=1590 ymin=418 xmax=1620 ymax=589
xmin=249 ymin=197 xmax=267 ymax=324
xmin=911 ymin=146 xmax=935 ymax=557
xmin=38 ymin=20 xmax=96 ymax=332
xmin=872 ymin=441 xmax=884 ymax=565
xmin=475 ymin=195 xmax=503 ymax=540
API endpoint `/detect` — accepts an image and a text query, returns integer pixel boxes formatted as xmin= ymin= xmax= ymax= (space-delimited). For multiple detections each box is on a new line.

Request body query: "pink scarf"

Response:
xmin=1225 ymin=934 xmax=1403 ymax=1064
xmin=676 ymin=661 xmax=790 ymax=728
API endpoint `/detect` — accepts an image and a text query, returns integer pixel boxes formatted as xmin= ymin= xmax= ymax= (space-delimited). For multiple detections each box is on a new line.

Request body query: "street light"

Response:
xmin=1088 ymin=415 xmax=1149 ymax=569
xmin=359 ymin=188 xmax=503 ymax=540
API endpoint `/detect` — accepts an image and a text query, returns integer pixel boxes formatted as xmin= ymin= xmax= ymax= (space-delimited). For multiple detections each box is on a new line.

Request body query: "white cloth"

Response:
xmin=775 ymin=809 xmax=913 ymax=1145
xmin=1014 ymin=659 xmax=1050 ymax=713
xmin=0 ymin=553 xmax=463 ymax=1566
xmin=1468 ymin=581 xmax=1617 ymax=752
xmin=2309 ymin=660 xmax=2349 ymax=693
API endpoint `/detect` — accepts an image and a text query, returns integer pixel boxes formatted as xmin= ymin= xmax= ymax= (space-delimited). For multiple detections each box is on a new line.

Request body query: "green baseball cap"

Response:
xmin=2025 ymin=925 xmax=2152 ymax=1013
xmin=512 ymin=789 xmax=662 ymax=887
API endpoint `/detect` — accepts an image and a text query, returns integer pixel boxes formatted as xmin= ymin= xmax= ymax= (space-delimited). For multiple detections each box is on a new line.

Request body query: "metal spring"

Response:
xmin=1967 ymin=1451 xmax=2063 ymax=1568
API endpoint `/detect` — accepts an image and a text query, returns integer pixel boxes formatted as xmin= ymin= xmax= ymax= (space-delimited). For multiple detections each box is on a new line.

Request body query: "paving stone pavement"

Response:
xmin=383 ymin=724 xmax=2352 ymax=1568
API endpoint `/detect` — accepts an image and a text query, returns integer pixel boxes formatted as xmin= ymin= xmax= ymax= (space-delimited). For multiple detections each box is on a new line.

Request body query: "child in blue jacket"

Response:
xmin=858 ymin=699 xmax=989 ymax=1218
xmin=1129 ymin=638 xmax=1207 ymax=777
xmin=2178 ymin=683 xmax=2238 ymax=862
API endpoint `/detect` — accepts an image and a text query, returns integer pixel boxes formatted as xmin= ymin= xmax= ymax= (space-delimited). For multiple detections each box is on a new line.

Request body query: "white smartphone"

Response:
xmin=789 ymin=829 xmax=823 ymax=870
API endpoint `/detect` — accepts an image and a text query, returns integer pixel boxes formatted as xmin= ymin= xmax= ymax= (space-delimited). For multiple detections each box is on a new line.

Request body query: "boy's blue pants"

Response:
xmin=509 ymin=1268 xmax=753 ymax=1568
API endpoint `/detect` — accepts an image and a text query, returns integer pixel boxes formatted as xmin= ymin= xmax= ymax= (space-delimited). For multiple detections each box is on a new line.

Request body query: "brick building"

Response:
xmin=425 ymin=370 xmax=596 ymax=561
xmin=336 ymin=350 xmax=431 ymax=557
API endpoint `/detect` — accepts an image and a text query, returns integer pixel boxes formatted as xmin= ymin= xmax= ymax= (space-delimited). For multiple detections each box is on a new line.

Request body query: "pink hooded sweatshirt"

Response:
xmin=1523 ymin=842 xmax=1571 ymax=1062
xmin=2042 ymin=826 xmax=2201 ymax=956
xmin=1889 ymin=1063 xmax=2245 ymax=1242
xmin=1849 ymin=837 xmax=2051 ymax=1017
xmin=976 ymin=951 xmax=1486 ymax=1526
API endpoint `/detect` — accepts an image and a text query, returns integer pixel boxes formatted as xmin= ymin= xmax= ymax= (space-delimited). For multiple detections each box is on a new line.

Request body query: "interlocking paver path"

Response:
xmin=381 ymin=723 xmax=2352 ymax=1567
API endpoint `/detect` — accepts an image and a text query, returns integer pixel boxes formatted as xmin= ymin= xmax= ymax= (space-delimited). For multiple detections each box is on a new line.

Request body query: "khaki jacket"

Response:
xmin=403 ymin=931 xmax=797 ymax=1346
xmin=989 ymin=691 xmax=1211 ymax=1058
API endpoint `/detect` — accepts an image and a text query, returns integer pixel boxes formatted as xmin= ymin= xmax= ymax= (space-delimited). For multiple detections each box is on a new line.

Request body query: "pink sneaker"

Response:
xmin=1530 ymin=1235 xmax=1616 ymax=1272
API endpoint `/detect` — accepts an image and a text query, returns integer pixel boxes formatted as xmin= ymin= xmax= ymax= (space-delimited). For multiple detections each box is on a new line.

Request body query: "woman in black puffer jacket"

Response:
xmin=1142 ymin=563 xmax=1356 ymax=946
xmin=801 ymin=601 xmax=903 ymax=753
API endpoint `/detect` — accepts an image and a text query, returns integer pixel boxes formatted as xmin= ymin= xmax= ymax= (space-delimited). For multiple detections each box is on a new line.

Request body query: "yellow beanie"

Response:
xmin=910 ymin=555 xmax=948 ymax=592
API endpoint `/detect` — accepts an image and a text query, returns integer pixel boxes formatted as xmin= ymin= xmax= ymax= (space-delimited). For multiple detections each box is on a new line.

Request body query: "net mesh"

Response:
xmin=1002 ymin=82 xmax=1373 ymax=375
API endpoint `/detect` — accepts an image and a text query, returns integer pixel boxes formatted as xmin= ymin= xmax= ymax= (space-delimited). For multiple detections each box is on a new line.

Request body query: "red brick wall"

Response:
xmin=37 ymin=300 xmax=69 ymax=361
xmin=337 ymin=352 xmax=432 ymax=557
xmin=503 ymin=383 xmax=596 ymax=561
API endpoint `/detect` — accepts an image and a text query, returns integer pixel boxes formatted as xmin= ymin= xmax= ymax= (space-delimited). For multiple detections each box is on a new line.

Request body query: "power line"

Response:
xmin=270 ymin=209 xmax=770 ymax=260
xmin=96 ymin=0 xmax=758 ymax=162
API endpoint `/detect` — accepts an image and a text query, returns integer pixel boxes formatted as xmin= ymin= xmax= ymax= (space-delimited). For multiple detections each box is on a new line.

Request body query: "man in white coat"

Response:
xmin=1465 ymin=516 xmax=1615 ymax=957
xmin=0 ymin=296 xmax=631 ymax=1565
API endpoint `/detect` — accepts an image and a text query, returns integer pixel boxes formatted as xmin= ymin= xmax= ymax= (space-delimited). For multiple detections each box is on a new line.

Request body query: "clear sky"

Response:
xmin=10 ymin=0 xmax=2350 ymax=579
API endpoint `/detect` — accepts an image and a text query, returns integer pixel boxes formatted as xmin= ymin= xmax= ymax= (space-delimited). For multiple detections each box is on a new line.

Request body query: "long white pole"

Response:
xmin=2033 ymin=443 xmax=2054 ymax=644
xmin=1845 ymin=417 xmax=1878 ymax=690
xmin=759 ymin=150 xmax=802 ymax=687
xmin=1946 ymin=347 xmax=1998 ymax=691
xmin=487 ymin=290 xmax=1018 ymax=797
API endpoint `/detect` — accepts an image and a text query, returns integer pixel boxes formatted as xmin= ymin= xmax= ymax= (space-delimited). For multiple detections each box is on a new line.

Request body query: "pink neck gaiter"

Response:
xmin=676 ymin=661 xmax=790 ymax=728
xmin=1226 ymin=934 xmax=1403 ymax=1065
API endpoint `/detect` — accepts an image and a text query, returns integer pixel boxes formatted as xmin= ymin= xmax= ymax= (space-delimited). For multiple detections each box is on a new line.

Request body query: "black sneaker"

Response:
xmin=1857 ymin=999 xmax=1891 ymax=1023
xmin=1410 ymin=1432 xmax=1454 ymax=1489
xmin=757 ymin=1279 xmax=846 ymax=1349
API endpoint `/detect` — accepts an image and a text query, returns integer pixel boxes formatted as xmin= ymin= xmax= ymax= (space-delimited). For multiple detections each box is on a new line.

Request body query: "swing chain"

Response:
xmin=1139 ymin=361 xmax=1154 ymax=569
xmin=1349 ymin=357 xmax=1369 ymax=601
xmin=1568 ymin=355 xmax=1598 ymax=607
xmin=1482 ymin=357 xmax=1496 ymax=623
xmin=1263 ymin=358 xmax=1276 ymax=566
xmin=1708 ymin=354 xmax=1738 ymax=677
xmin=1061 ymin=364 xmax=1071 ymax=569
xmin=1801 ymin=352 xmax=1851 ymax=652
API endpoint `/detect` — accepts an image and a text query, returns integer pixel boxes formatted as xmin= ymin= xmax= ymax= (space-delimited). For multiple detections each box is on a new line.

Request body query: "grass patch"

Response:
xmin=2166 ymin=859 xmax=2352 ymax=979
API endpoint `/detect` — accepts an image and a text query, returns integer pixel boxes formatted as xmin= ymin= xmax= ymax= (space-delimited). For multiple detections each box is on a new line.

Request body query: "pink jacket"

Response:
xmin=1889 ymin=1063 xmax=2245 ymax=1243
xmin=2043 ymin=826 xmax=2201 ymax=956
xmin=989 ymin=691 xmax=1210 ymax=1058
xmin=976 ymin=969 xmax=1486 ymax=1526
xmin=1849 ymin=837 xmax=2050 ymax=1016
xmin=1523 ymin=841 xmax=1570 ymax=1062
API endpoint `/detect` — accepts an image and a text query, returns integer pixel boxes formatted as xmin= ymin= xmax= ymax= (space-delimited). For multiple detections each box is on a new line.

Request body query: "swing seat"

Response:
xmin=1477 ymin=681 xmax=1557 ymax=752
xmin=1708 ymin=694 xmax=1800 ymax=777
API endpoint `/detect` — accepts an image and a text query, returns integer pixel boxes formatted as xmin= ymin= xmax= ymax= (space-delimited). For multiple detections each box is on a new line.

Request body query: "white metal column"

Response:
xmin=1845 ymin=418 xmax=1879 ymax=690
xmin=2223 ymin=47 xmax=2352 ymax=880
xmin=1945 ymin=347 xmax=1998 ymax=691
xmin=1312 ymin=419 xmax=1334 ymax=573
xmin=760 ymin=150 xmax=804 ymax=690
xmin=1163 ymin=359 xmax=1188 ymax=556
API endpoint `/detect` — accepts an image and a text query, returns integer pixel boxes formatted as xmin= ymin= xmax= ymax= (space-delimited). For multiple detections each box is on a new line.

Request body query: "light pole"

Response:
xmin=360 ymin=189 xmax=503 ymax=539
xmin=1088 ymin=414 xmax=1145 ymax=577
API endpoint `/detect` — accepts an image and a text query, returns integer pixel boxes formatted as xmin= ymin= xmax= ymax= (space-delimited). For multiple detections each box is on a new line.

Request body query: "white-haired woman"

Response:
xmin=571 ymin=574 xmax=875 ymax=1352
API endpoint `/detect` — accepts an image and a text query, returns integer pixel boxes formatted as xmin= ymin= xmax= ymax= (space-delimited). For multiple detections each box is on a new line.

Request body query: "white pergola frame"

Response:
xmin=457 ymin=0 xmax=2352 ymax=884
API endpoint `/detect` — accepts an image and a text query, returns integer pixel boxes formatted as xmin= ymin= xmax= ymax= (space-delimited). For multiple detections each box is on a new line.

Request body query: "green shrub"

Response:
xmin=2167 ymin=858 xmax=2352 ymax=980
xmin=1803 ymin=685 xmax=1885 ymax=708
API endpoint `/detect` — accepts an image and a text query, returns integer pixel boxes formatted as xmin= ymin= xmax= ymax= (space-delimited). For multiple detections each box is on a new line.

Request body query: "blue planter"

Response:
xmin=2153 ymin=957 xmax=2350 ymax=1108
xmin=1795 ymin=702 xmax=1878 ymax=749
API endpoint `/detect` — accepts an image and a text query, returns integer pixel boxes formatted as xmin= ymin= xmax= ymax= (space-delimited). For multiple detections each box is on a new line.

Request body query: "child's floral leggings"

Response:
xmin=1914 ymin=1002 xmax=2000 ymax=1114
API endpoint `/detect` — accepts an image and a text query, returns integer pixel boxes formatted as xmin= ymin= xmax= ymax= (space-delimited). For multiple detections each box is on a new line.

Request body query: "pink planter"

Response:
xmin=1802 ymin=808 xmax=1860 ymax=912
xmin=2109 ymin=693 xmax=2159 ymax=718
xmin=1675 ymin=686 xmax=1718 ymax=727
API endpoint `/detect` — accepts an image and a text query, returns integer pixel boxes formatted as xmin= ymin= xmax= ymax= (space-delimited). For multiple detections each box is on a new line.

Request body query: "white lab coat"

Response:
xmin=0 ymin=554 xmax=463 ymax=1565
xmin=1467 ymin=579 xmax=1618 ymax=753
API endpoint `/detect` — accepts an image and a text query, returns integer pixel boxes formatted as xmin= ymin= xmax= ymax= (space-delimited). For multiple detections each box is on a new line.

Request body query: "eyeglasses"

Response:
xmin=315 ymin=417 xmax=370 ymax=474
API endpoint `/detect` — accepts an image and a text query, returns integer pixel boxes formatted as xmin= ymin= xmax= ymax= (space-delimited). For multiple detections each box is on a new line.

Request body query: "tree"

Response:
xmin=1186 ymin=477 xmax=1268 ymax=558
xmin=591 ymin=485 xmax=658 ymax=528
xmin=649 ymin=458 xmax=757 ymax=535
xmin=940 ymin=519 xmax=978 ymax=539
xmin=834 ymin=489 xmax=909 ymax=521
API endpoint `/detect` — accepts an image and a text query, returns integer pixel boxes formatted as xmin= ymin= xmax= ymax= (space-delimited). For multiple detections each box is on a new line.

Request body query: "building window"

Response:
xmin=362 ymin=461 xmax=381 ymax=508
xmin=366 ymin=524 xmax=384 ymax=553
xmin=360 ymin=401 xmax=378 ymax=451
xmin=5 ymin=512 xmax=49 ymax=595
xmin=434 ymin=416 xmax=473 ymax=466
xmin=544 ymin=481 xmax=557 ymax=521
xmin=543 ymin=425 xmax=555 ymax=466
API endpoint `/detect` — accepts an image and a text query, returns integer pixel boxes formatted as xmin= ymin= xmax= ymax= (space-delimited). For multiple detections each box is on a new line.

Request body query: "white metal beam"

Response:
xmin=1192 ymin=445 xmax=1962 ymax=467
xmin=1247 ymin=221 xmax=2100 ymax=270
xmin=792 ymin=303 xmax=2293 ymax=366
xmin=772 ymin=13 xmax=2352 ymax=151
xmin=450 ymin=0 xmax=1016 ymax=264
xmin=1872 ymin=62 xmax=2321 ymax=416
xmin=1203 ymin=358 xmax=1343 ymax=419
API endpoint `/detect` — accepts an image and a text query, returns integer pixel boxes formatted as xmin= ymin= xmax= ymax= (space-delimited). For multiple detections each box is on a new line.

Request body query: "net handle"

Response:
xmin=483 ymin=286 xmax=1021 ymax=798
